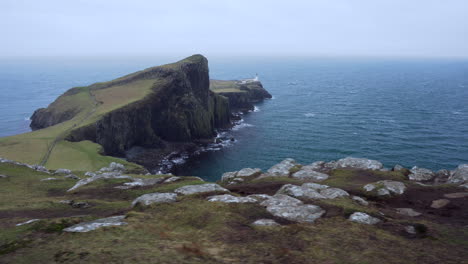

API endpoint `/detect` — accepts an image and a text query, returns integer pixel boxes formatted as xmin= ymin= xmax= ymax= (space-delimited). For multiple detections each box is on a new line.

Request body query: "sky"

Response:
xmin=1 ymin=0 xmax=468 ymax=58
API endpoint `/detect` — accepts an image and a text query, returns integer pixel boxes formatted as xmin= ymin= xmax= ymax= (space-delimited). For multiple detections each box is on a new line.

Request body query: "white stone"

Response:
xmin=207 ymin=194 xmax=257 ymax=203
xmin=63 ymin=216 xmax=127 ymax=232
xmin=349 ymin=212 xmax=380 ymax=225
xmin=174 ymin=183 xmax=229 ymax=195
xmin=131 ymin=193 xmax=178 ymax=207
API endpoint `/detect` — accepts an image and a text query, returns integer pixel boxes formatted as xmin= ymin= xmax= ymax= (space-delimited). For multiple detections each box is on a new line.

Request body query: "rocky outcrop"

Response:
xmin=210 ymin=80 xmax=272 ymax=111
xmin=265 ymin=158 xmax=298 ymax=177
xmin=363 ymin=180 xmax=406 ymax=196
xmin=349 ymin=212 xmax=380 ymax=225
xmin=260 ymin=194 xmax=325 ymax=223
xmin=448 ymin=164 xmax=468 ymax=184
xmin=63 ymin=216 xmax=127 ymax=232
xmin=131 ymin=193 xmax=178 ymax=207
xmin=408 ymin=166 xmax=435 ymax=181
xmin=174 ymin=183 xmax=229 ymax=195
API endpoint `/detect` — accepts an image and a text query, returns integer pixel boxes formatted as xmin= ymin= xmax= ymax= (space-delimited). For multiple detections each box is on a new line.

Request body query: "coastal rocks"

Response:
xmin=266 ymin=159 xmax=298 ymax=177
xmin=207 ymin=194 xmax=257 ymax=203
xmin=54 ymin=168 xmax=72 ymax=175
xmin=448 ymin=164 xmax=468 ymax=184
xmin=320 ymin=188 xmax=350 ymax=199
xmin=431 ymin=199 xmax=450 ymax=209
xmin=276 ymin=184 xmax=327 ymax=200
xmin=327 ymin=157 xmax=383 ymax=171
xmin=363 ymin=180 xmax=406 ymax=196
xmin=246 ymin=194 xmax=273 ymax=202
xmin=174 ymin=183 xmax=229 ymax=195
xmin=393 ymin=164 xmax=404 ymax=171
xmin=349 ymin=212 xmax=380 ymax=225
xmin=396 ymin=208 xmax=422 ymax=217
xmin=63 ymin=216 xmax=127 ymax=232
xmin=31 ymin=165 xmax=50 ymax=174
xmin=252 ymin=219 xmax=280 ymax=226
xmin=164 ymin=176 xmax=182 ymax=183
xmin=67 ymin=173 xmax=132 ymax=192
xmin=119 ymin=177 xmax=166 ymax=188
xmin=221 ymin=168 xmax=262 ymax=184
xmin=351 ymin=196 xmax=369 ymax=206
xmin=408 ymin=166 xmax=435 ymax=181
xmin=291 ymin=166 xmax=329 ymax=181
xmin=260 ymin=194 xmax=303 ymax=208
xmin=131 ymin=193 xmax=178 ymax=207
xmin=259 ymin=194 xmax=325 ymax=223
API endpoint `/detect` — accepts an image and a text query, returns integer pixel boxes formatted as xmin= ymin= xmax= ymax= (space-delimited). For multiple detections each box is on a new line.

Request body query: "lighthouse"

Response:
xmin=254 ymin=73 xmax=259 ymax=82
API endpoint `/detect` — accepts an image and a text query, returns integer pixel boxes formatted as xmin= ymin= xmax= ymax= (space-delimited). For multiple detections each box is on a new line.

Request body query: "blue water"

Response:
xmin=1 ymin=56 xmax=468 ymax=180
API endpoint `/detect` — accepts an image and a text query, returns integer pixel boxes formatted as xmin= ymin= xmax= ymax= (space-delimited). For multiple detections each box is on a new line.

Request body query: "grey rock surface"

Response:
xmin=67 ymin=173 xmax=132 ymax=192
xmin=292 ymin=166 xmax=329 ymax=181
xmin=131 ymin=193 xmax=178 ymax=207
xmin=266 ymin=204 xmax=325 ymax=223
xmin=351 ymin=196 xmax=369 ymax=206
xmin=252 ymin=219 xmax=280 ymax=226
xmin=319 ymin=188 xmax=349 ymax=199
xmin=396 ymin=208 xmax=422 ymax=217
xmin=431 ymin=199 xmax=450 ymax=209
xmin=448 ymin=164 xmax=468 ymax=184
xmin=349 ymin=212 xmax=380 ymax=225
xmin=54 ymin=168 xmax=72 ymax=175
xmin=207 ymin=194 xmax=257 ymax=203
xmin=260 ymin=194 xmax=303 ymax=208
xmin=266 ymin=158 xmax=298 ymax=177
xmin=276 ymin=184 xmax=326 ymax=200
xmin=174 ymin=183 xmax=229 ymax=195
xmin=363 ymin=180 xmax=406 ymax=196
xmin=246 ymin=194 xmax=273 ymax=202
xmin=327 ymin=157 xmax=383 ymax=170
xmin=63 ymin=216 xmax=127 ymax=232
xmin=408 ymin=166 xmax=435 ymax=181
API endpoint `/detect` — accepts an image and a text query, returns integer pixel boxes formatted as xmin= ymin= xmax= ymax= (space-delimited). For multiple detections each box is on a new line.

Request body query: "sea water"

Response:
xmin=1 ymin=56 xmax=467 ymax=181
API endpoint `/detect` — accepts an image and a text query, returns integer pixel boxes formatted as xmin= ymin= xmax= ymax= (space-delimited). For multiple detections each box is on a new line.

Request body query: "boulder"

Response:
xmin=131 ymin=193 xmax=178 ymax=207
xmin=252 ymin=219 xmax=280 ymax=226
xmin=260 ymin=194 xmax=303 ymax=208
xmin=430 ymin=199 xmax=450 ymax=209
xmin=351 ymin=196 xmax=369 ymax=206
xmin=174 ymin=183 xmax=229 ymax=195
xmin=54 ymin=168 xmax=72 ymax=175
xmin=266 ymin=204 xmax=325 ymax=223
xmin=63 ymin=216 xmax=127 ymax=232
xmin=221 ymin=168 xmax=262 ymax=183
xmin=0 ymin=174 xmax=7 ymax=178
xmin=207 ymin=194 xmax=257 ymax=203
xmin=448 ymin=164 xmax=468 ymax=184
xmin=301 ymin=183 xmax=329 ymax=190
xmin=99 ymin=162 xmax=125 ymax=172
xmin=64 ymin=174 xmax=80 ymax=180
xmin=67 ymin=174 xmax=133 ymax=192
xmin=276 ymin=184 xmax=326 ymax=200
xmin=434 ymin=169 xmax=451 ymax=183
xmin=292 ymin=166 xmax=329 ymax=181
xmin=31 ymin=165 xmax=50 ymax=174
xmin=320 ymin=188 xmax=349 ymax=199
xmin=236 ymin=168 xmax=262 ymax=178
xmin=363 ymin=180 xmax=406 ymax=196
xmin=266 ymin=158 xmax=298 ymax=177
xmin=327 ymin=157 xmax=383 ymax=170
xmin=393 ymin=164 xmax=404 ymax=171
xmin=349 ymin=212 xmax=380 ymax=225
xmin=246 ymin=194 xmax=273 ymax=202
xmin=221 ymin=171 xmax=237 ymax=182
xmin=164 ymin=176 xmax=182 ymax=183
xmin=396 ymin=208 xmax=422 ymax=217
xmin=408 ymin=166 xmax=435 ymax=181
xmin=443 ymin=192 xmax=468 ymax=199
xmin=122 ymin=178 xmax=165 ymax=188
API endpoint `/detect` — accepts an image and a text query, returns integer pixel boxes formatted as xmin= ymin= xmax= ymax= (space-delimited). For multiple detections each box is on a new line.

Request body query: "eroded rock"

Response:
xmin=276 ymin=184 xmax=326 ymax=200
xmin=67 ymin=173 xmax=133 ymax=192
xmin=351 ymin=196 xmax=369 ymax=206
xmin=408 ymin=166 xmax=435 ymax=181
xmin=320 ymin=188 xmax=349 ymax=199
xmin=54 ymin=168 xmax=72 ymax=175
xmin=63 ymin=216 xmax=127 ymax=232
xmin=292 ymin=166 xmax=329 ymax=181
xmin=327 ymin=157 xmax=383 ymax=170
xmin=266 ymin=204 xmax=325 ymax=223
xmin=131 ymin=193 xmax=178 ymax=207
xmin=266 ymin=158 xmax=298 ymax=177
xmin=174 ymin=183 xmax=229 ymax=195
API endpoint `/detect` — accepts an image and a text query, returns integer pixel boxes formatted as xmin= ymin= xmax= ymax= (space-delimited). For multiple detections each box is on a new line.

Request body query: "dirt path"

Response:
xmin=39 ymin=88 xmax=99 ymax=166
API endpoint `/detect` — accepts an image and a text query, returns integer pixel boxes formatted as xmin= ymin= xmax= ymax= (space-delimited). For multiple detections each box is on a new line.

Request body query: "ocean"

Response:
xmin=1 ymin=56 xmax=467 ymax=181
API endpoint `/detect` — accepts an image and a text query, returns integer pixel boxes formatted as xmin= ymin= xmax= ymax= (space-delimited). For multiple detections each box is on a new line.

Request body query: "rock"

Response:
xmin=320 ymin=188 xmax=349 ymax=199
xmin=85 ymin=172 xmax=97 ymax=177
xmin=54 ymin=168 xmax=72 ymax=175
xmin=327 ymin=157 xmax=383 ymax=170
xmin=71 ymin=202 xmax=91 ymax=208
xmin=448 ymin=164 xmax=468 ymax=184
xmin=64 ymin=174 xmax=80 ymax=180
xmin=266 ymin=204 xmax=325 ymax=223
xmin=67 ymin=174 xmax=133 ymax=192
xmin=266 ymin=158 xmax=298 ymax=177
xmin=276 ymin=184 xmax=326 ymax=200
xmin=236 ymin=168 xmax=262 ymax=178
xmin=221 ymin=171 xmax=237 ymax=182
xmin=408 ymin=166 xmax=435 ymax=181
xmin=292 ymin=166 xmax=329 ymax=181
xmin=122 ymin=178 xmax=165 ymax=188
xmin=246 ymin=194 xmax=273 ymax=202
xmin=363 ymin=180 xmax=406 ymax=196
xmin=252 ymin=219 xmax=280 ymax=226
xmin=59 ymin=200 xmax=73 ymax=205
xmin=393 ymin=164 xmax=404 ymax=171
xmin=443 ymin=192 xmax=468 ymax=199
xmin=307 ymin=161 xmax=327 ymax=172
xmin=405 ymin=225 xmax=417 ymax=235
xmin=32 ymin=165 xmax=50 ymax=174
xmin=0 ymin=174 xmax=7 ymax=178
xmin=260 ymin=194 xmax=303 ymax=208
xmin=16 ymin=219 xmax=40 ymax=226
xmin=207 ymin=194 xmax=257 ymax=203
xmin=396 ymin=208 xmax=422 ymax=217
xmin=434 ymin=169 xmax=451 ymax=183
xmin=40 ymin=177 xmax=59 ymax=181
xmin=351 ymin=196 xmax=369 ymax=206
xmin=349 ymin=212 xmax=380 ymax=225
xmin=131 ymin=193 xmax=178 ymax=207
xmin=430 ymin=199 xmax=450 ymax=209
xmin=460 ymin=183 xmax=468 ymax=189
xmin=164 ymin=176 xmax=182 ymax=183
xmin=63 ymin=216 xmax=127 ymax=232
xmin=174 ymin=183 xmax=229 ymax=195
xmin=100 ymin=162 xmax=125 ymax=172
xmin=301 ymin=183 xmax=330 ymax=190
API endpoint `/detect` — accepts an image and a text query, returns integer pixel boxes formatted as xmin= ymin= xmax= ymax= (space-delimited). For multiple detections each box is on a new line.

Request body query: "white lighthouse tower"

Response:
xmin=253 ymin=73 xmax=259 ymax=82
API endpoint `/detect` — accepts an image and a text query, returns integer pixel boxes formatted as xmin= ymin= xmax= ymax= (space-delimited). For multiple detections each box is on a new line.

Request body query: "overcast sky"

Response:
xmin=1 ymin=0 xmax=468 ymax=58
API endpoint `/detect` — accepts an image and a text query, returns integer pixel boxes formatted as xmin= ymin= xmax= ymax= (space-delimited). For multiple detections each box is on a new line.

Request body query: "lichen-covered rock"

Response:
xmin=63 ymin=216 xmax=127 ymax=232
xmin=64 ymin=174 xmax=80 ymax=180
xmin=292 ymin=166 xmax=329 ymax=181
xmin=260 ymin=194 xmax=303 ymax=208
xmin=327 ymin=157 xmax=383 ymax=170
xmin=31 ymin=165 xmax=50 ymax=174
xmin=396 ymin=208 xmax=422 ymax=217
xmin=349 ymin=212 xmax=380 ymax=225
xmin=252 ymin=219 xmax=280 ymax=226
xmin=221 ymin=168 xmax=262 ymax=183
xmin=448 ymin=164 xmax=468 ymax=184
xmin=301 ymin=183 xmax=330 ymax=190
xmin=246 ymin=194 xmax=273 ymax=203
xmin=207 ymin=194 xmax=257 ymax=203
xmin=266 ymin=159 xmax=298 ymax=177
xmin=363 ymin=180 xmax=406 ymax=196
xmin=236 ymin=168 xmax=262 ymax=178
xmin=319 ymin=188 xmax=349 ymax=199
xmin=266 ymin=204 xmax=325 ymax=223
xmin=131 ymin=193 xmax=178 ymax=207
xmin=408 ymin=166 xmax=435 ymax=181
xmin=174 ymin=183 xmax=229 ymax=195
xmin=221 ymin=171 xmax=237 ymax=182
xmin=276 ymin=184 xmax=326 ymax=200
xmin=54 ymin=168 xmax=72 ymax=175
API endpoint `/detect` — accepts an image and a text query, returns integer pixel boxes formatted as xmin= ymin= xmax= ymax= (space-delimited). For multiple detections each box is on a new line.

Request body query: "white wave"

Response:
xmin=304 ymin=113 xmax=316 ymax=118
xmin=253 ymin=106 xmax=260 ymax=112
xmin=232 ymin=122 xmax=254 ymax=131
xmin=24 ymin=117 xmax=30 ymax=121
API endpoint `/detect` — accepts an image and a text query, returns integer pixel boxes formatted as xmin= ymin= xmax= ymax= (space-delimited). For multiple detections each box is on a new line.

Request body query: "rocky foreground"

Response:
xmin=0 ymin=157 xmax=467 ymax=263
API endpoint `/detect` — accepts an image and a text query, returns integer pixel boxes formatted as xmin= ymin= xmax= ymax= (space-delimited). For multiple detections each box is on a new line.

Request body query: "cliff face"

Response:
xmin=210 ymin=80 xmax=272 ymax=111
xmin=31 ymin=55 xmax=231 ymax=156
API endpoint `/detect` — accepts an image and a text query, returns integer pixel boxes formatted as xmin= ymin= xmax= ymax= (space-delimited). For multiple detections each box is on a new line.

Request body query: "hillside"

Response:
xmin=0 ymin=157 xmax=466 ymax=263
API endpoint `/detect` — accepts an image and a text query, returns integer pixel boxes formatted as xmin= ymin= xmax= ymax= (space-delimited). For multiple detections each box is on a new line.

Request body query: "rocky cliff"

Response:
xmin=210 ymin=80 xmax=272 ymax=111
xmin=30 ymin=55 xmax=232 ymax=156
